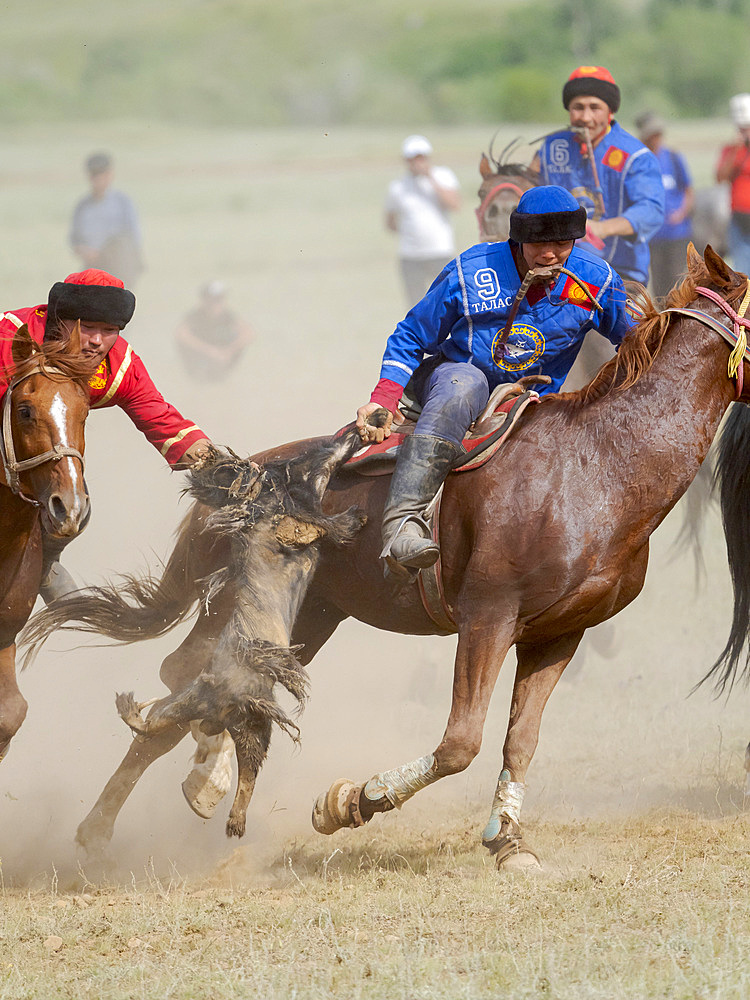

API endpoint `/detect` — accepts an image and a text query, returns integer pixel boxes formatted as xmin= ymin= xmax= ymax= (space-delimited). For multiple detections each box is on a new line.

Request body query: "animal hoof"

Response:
xmin=499 ymin=849 xmax=542 ymax=872
xmin=312 ymin=778 xmax=357 ymax=834
xmin=225 ymin=815 xmax=246 ymax=839
xmin=484 ymin=831 xmax=542 ymax=871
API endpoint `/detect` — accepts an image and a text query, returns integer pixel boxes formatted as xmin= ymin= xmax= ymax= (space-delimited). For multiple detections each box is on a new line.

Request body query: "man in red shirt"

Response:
xmin=716 ymin=93 xmax=750 ymax=277
xmin=0 ymin=269 xmax=213 ymax=603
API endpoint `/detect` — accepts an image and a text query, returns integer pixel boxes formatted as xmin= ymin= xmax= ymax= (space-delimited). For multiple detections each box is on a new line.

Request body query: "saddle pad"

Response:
xmin=343 ymin=390 xmax=539 ymax=476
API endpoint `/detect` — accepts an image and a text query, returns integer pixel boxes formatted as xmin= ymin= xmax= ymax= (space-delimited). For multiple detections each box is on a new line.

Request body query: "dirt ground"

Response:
xmin=0 ymin=121 xmax=748 ymax=998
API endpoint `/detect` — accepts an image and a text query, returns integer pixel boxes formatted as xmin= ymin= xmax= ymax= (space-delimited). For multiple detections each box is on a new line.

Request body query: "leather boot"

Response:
xmin=380 ymin=434 xmax=461 ymax=575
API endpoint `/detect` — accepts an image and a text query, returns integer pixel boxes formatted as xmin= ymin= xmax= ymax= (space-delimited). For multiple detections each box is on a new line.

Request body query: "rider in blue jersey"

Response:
xmin=355 ymin=185 xmax=633 ymax=577
xmin=531 ymin=66 xmax=664 ymax=284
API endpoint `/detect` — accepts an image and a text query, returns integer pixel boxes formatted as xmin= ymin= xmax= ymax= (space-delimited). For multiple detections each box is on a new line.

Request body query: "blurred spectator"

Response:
xmin=70 ymin=152 xmax=144 ymax=287
xmin=175 ymin=280 xmax=253 ymax=381
xmin=385 ymin=135 xmax=461 ymax=308
xmin=716 ymin=94 xmax=750 ymax=276
xmin=635 ymin=111 xmax=694 ymax=297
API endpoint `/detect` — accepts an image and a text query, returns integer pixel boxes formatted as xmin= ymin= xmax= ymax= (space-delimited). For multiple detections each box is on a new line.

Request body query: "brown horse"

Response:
xmin=0 ymin=324 xmax=91 ymax=761
xmin=475 ymin=150 xmax=539 ymax=243
xmin=20 ymin=245 xmax=750 ymax=868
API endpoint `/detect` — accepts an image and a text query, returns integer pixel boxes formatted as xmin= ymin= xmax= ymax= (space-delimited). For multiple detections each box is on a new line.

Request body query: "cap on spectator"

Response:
xmin=634 ymin=111 xmax=665 ymax=141
xmin=85 ymin=152 xmax=112 ymax=175
xmin=202 ymin=280 xmax=227 ymax=299
xmin=402 ymin=135 xmax=433 ymax=159
xmin=730 ymin=94 xmax=750 ymax=128
xmin=562 ymin=66 xmax=620 ymax=113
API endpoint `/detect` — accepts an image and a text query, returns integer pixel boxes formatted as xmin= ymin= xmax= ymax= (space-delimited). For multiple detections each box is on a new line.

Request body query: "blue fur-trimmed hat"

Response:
xmin=509 ymin=185 xmax=587 ymax=243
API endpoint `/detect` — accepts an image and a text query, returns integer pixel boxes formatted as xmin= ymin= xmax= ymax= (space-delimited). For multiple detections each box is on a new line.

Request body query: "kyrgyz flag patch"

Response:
xmin=602 ymin=146 xmax=629 ymax=172
xmin=561 ymin=276 xmax=600 ymax=308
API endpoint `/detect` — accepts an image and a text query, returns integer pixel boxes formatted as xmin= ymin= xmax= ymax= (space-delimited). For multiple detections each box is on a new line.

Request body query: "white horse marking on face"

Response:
xmin=50 ymin=391 xmax=81 ymax=490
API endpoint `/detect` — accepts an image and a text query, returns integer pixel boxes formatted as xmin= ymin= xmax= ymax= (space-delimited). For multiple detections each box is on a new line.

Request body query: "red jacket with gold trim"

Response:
xmin=0 ymin=305 xmax=207 ymax=466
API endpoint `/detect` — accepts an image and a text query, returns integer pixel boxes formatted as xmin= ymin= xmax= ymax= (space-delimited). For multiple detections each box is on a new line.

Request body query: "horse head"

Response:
xmin=476 ymin=151 xmax=540 ymax=242
xmin=4 ymin=323 xmax=92 ymax=537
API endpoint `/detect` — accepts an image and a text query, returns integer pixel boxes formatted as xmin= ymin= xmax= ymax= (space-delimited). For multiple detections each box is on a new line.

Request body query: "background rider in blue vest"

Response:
xmin=531 ymin=66 xmax=664 ymax=285
xmin=355 ymin=185 xmax=633 ymax=578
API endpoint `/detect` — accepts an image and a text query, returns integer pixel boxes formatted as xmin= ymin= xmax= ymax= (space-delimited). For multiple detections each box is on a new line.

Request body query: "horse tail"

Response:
xmin=698 ymin=404 xmax=750 ymax=693
xmin=20 ymin=508 xmax=203 ymax=668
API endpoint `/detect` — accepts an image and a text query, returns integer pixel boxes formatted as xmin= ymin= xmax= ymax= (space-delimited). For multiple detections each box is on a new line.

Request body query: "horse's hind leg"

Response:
xmin=313 ymin=615 xmax=515 ymax=833
xmin=77 ymin=626 xmax=217 ymax=854
xmin=0 ymin=644 xmax=27 ymax=762
xmin=76 ymin=721 xmax=190 ymax=855
xmin=483 ymin=630 xmax=583 ymax=870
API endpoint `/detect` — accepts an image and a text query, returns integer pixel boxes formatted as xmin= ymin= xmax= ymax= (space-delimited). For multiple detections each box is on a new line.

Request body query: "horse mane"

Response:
xmin=3 ymin=333 xmax=98 ymax=391
xmin=556 ymin=256 xmax=750 ymax=409
xmin=485 ymin=162 xmax=540 ymax=186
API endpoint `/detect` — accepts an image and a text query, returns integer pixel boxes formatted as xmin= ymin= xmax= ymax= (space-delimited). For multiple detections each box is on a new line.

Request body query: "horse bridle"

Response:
xmin=663 ymin=283 xmax=750 ymax=400
xmin=0 ymin=362 xmax=86 ymax=506
xmin=475 ymin=181 xmax=527 ymax=233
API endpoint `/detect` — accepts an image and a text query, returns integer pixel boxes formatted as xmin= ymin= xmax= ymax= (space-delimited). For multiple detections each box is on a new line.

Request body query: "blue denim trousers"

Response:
xmin=412 ymin=361 xmax=490 ymax=447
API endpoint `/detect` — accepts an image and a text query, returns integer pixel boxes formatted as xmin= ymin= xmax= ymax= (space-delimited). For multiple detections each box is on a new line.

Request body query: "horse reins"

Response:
xmin=0 ymin=363 xmax=86 ymax=506
xmin=663 ymin=283 xmax=750 ymax=400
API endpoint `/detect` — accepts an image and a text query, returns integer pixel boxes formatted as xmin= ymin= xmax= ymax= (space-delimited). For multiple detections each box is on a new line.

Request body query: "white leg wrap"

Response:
xmin=482 ymin=777 xmax=526 ymax=843
xmin=182 ymin=724 xmax=235 ymax=819
xmin=363 ymin=753 xmax=439 ymax=809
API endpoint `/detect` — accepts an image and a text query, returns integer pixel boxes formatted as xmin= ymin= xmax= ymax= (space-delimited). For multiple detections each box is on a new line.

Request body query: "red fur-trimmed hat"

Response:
xmin=47 ymin=269 xmax=136 ymax=329
xmin=562 ymin=66 xmax=620 ymax=112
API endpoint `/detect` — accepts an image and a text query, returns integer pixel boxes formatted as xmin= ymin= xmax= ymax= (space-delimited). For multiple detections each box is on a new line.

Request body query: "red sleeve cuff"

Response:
xmin=369 ymin=378 xmax=404 ymax=414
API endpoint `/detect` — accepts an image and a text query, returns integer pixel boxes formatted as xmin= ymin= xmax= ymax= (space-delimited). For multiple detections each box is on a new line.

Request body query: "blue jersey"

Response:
xmin=653 ymin=147 xmax=692 ymax=242
xmin=379 ymin=241 xmax=632 ymax=395
xmin=538 ymin=121 xmax=665 ymax=283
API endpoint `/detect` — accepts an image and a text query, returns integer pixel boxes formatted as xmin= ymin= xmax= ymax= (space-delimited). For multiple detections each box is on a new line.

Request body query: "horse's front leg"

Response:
xmin=0 ymin=644 xmax=28 ymax=762
xmin=483 ymin=630 xmax=584 ymax=870
xmin=313 ymin=614 xmax=515 ymax=834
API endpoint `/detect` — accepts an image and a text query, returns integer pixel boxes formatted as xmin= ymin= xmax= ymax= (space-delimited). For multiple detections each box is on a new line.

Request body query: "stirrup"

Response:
xmin=380 ymin=513 xmax=438 ymax=575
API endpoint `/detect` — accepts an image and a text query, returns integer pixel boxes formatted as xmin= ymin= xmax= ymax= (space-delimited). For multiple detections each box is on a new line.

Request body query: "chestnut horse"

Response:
xmin=0 ymin=324 xmax=91 ymax=760
xmin=20 ymin=246 xmax=750 ymax=868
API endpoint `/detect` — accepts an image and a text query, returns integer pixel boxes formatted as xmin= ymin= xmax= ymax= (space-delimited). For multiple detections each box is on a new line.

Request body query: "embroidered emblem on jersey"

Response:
xmin=602 ymin=146 xmax=629 ymax=172
xmin=561 ymin=275 xmax=601 ymax=308
xmin=88 ymin=360 xmax=109 ymax=391
xmin=491 ymin=324 xmax=545 ymax=372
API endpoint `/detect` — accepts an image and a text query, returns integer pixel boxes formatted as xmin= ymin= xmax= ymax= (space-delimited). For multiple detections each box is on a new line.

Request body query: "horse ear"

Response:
xmin=66 ymin=320 xmax=82 ymax=354
xmin=479 ymin=154 xmax=493 ymax=180
xmin=11 ymin=324 xmax=38 ymax=368
xmin=704 ymin=243 xmax=744 ymax=289
xmin=685 ymin=241 xmax=702 ymax=271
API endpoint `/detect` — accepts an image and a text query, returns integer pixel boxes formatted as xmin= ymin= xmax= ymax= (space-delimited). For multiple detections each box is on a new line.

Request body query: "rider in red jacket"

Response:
xmin=0 ymin=268 xmax=213 ymax=603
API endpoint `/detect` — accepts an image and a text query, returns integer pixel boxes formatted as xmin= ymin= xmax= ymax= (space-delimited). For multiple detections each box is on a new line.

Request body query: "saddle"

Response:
xmin=344 ymin=373 xmax=549 ymax=476
xmin=341 ymin=373 xmax=550 ymax=634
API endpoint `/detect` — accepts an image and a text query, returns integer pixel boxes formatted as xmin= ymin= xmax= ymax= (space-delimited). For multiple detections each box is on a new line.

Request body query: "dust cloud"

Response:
xmin=0 ymin=123 xmax=745 ymax=888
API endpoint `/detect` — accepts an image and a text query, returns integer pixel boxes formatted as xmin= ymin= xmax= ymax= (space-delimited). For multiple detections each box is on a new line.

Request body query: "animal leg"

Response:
xmin=78 ymin=625 xmax=219 ymax=853
xmin=483 ymin=630 xmax=584 ymax=870
xmin=76 ymin=722 xmax=190 ymax=855
xmin=183 ymin=723 xmax=235 ymax=820
xmin=312 ymin=617 xmax=515 ymax=834
xmin=0 ymin=644 xmax=28 ymax=763
xmin=225 ymin=714 xmax=273 ymax=838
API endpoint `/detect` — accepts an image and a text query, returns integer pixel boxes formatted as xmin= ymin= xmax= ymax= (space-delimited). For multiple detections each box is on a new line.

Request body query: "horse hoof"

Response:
xmin=312 ymin=778 xmax=357 ymax=834
xmin=498 ymin=849 xmax=542 ymax=872
xmin=485 ymin=833 xmax=542 ymax=871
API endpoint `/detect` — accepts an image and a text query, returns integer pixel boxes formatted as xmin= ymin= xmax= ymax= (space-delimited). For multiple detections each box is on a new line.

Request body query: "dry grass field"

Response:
xmin=0 ymin=120 xmax=748 ymax=998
